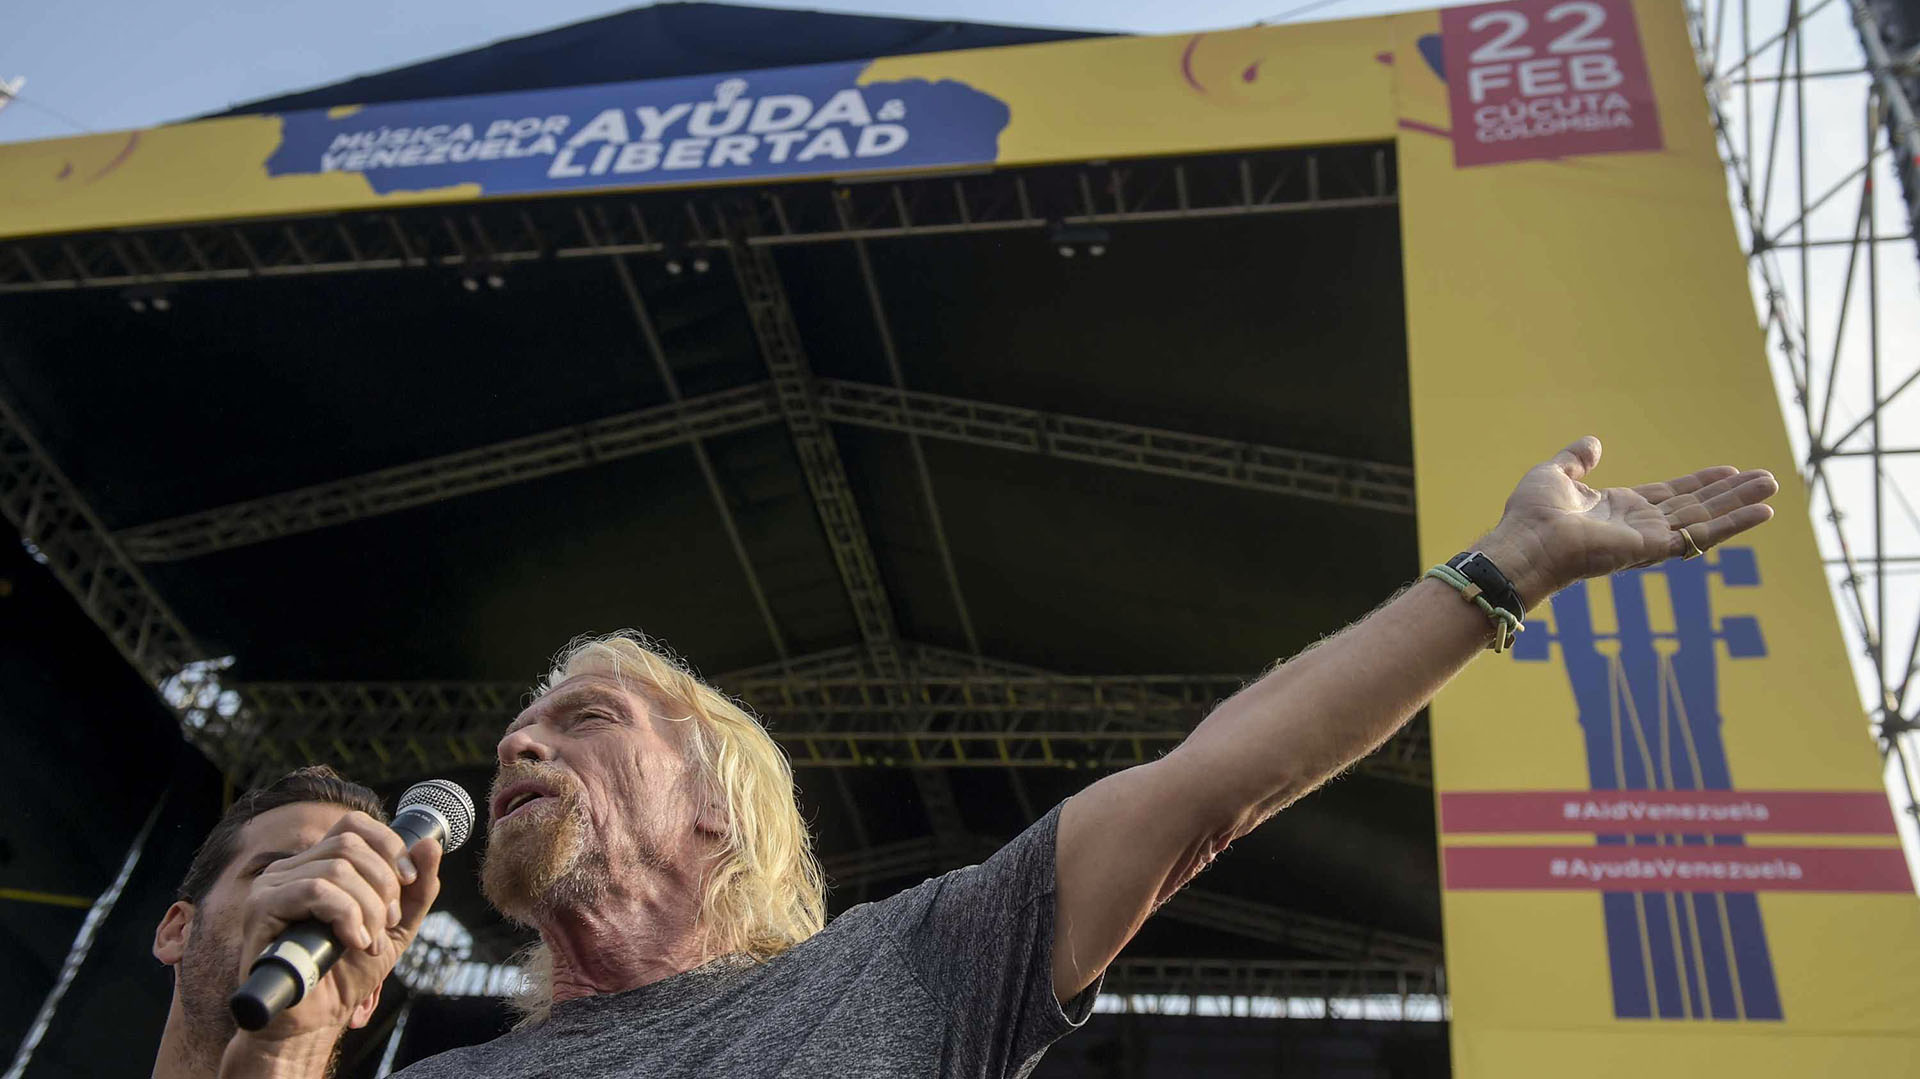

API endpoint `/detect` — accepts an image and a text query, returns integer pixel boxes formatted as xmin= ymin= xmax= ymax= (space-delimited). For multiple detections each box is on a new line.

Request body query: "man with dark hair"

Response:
xmin=151 ymin=765 xmax=437 ymax=1079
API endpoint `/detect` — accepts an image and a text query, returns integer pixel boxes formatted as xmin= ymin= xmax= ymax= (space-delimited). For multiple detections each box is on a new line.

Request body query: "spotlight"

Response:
xmin=121 ymin=285 xmax=174 ymax=311
xmin=1047 ymin=222 xmax=1111 ymax=260
xmin=665 ymin=258 xmax=684 ymax=276
xmin=486 ymin=273 xmax=505 ymax=290
xmin=691 ymin=256 xmax=710 ymax=274
xmin=461 ymin=276 xmax=480 ymax=292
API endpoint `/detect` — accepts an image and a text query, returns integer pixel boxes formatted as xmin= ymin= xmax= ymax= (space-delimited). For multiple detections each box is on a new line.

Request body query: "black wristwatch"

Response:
xmin=1445 ymin=551 xmax=1527 ymax=622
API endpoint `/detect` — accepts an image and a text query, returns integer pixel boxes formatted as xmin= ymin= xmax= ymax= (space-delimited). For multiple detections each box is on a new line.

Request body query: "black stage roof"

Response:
xmin=1 ymin=5 xmax=1441 ymax=1075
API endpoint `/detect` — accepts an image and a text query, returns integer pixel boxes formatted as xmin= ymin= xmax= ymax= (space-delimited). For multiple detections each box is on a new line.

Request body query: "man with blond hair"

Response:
xmin=218 ymin=438 xmax=1776 ymax=1077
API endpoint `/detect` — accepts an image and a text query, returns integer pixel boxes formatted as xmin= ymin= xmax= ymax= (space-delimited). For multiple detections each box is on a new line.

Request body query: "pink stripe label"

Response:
xmin=1440 ymin=790 xmax=1897 ymax=835
xmin=1444 ymin=845 xmax=1914 ymax=893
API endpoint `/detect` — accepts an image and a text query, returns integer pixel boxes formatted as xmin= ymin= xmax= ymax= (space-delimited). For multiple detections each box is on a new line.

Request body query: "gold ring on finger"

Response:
xmin=1677 ymin=525 xmax=1705 ymax=560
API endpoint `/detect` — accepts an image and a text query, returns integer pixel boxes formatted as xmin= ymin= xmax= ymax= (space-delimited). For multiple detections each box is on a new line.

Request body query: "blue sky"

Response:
xmin=0 ymin=0 xmax=1440 ymax=143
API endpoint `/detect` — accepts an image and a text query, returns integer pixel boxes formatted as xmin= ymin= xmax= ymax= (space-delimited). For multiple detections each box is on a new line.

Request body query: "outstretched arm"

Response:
xmin=1050 ymin=437 xmax=1778 ymax=1000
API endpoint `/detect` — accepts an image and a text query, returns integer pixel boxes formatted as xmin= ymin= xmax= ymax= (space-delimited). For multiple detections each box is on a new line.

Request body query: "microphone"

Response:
xmin=230 ymin=779 xmax=475 ymax=1032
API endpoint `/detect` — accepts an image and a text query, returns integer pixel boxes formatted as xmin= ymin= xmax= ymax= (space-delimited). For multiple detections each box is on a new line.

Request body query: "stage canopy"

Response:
xmin=3 ymin=2 xmax=1909 ymax=1077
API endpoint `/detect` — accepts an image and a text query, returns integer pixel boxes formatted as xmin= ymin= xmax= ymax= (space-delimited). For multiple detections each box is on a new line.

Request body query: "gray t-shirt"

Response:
xmin=397 ymin=804 xmax=1099 ymax=1078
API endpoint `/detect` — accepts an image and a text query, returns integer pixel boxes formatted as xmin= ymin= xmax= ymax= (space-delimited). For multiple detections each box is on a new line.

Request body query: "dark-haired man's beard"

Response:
xmin=482 ymin=765 xmax=610 ymax=924
xmin=176 ymin=906 xmax=239 ymax=1058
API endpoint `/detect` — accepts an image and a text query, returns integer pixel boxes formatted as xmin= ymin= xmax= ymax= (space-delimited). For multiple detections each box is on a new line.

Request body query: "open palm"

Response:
xmin=1492 ymin=437 xmax=1779 ymax=599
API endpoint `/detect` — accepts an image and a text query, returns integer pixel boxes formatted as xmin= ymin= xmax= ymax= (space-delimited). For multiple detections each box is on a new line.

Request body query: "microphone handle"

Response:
xmin=230 ymin=920 xmax=344 ymax=1031
xmin=229 ymin=809 xmax=446 ymax=1031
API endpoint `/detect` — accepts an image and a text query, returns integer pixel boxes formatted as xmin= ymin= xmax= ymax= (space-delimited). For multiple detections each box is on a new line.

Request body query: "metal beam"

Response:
xmin=217 ymin=668 xmax=1242 ymax=784
xmin=602 ymin=249 xmax=790 ymax=661
xmin=821 ymin=836 xmax=985 ymax=887
xmin=0 ymin=388 xmax=221 ymax=744
xmin=820 ymin=835 xmax=1439 ymax=966
xmin=1690 ymin=0 xmax=1920 ymax=829
xmin=420 ymin=955 xmax=1445 ymax=1012
xmin=213 ymin=647 xmax=1428 ymax=787
xmin=116 ymin=383 xmax=782 ymax=562
xmin=837 ymin=210 xmax=986 ymax=839
xmin=113 ymin=379 xmax=1413 ymax=561
xmin=0 ymin=148 xmax=1398 ymax=294
xmin=726 ymin=218 xmax=899 ymax=663
xmin=1157 ymin=889 xmax=1439 ymax=966
xmin=1846 ymin=0 xmax=1920 ymax=256
xmin=815 ymin=379 xmax=1415 ymax=515
xmin=1099 ymin=957 xmax=1445 ymax=1010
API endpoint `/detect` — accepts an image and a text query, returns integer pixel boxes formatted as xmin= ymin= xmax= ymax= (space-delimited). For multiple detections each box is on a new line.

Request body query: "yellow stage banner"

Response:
xmin=1394 ymin=0 xmax=1920 ymax=1072
xmin=0 ymin=19 xmax=1397 ymax=241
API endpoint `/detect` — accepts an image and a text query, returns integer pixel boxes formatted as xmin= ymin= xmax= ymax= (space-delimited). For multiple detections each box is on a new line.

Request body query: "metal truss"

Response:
xmin=1099 ymin=957 xmax=1444 ymax=1012
xmin=0 ymin=146 xmax=1396 ymax=295
xmin=218 ymin=668 xmax=1239 ymax=783
xmin=392 ymin=920 xmax=471 ymax=996
xmin=812 ymin=380 xmax=1415 ymax=515
xmin=410 ymin=835 xmax=1444 ymax=1008
xmin=113 ymin=378 xmax=1411 ymax=561
xmin=1688 ymin=0 xmax=1920 ymax=835
xmin=1 ymin=139 xmax=1427 ymax=824
xmin=1157 ymin=889 xmax=1439 ymax=966
xmin=213 ymin=644 xmax=1428 ymax=787
xmin=820 ymin=835 xmax=989 ymax=887
xmin=116 ymin=383 xmax=781 ymax=562
xmin=820 ymin=835 xmax=1439 ymax=966
xmin=417 ymin=955 xmax=1442 ymax=1016
xmin=603 ymin=249 xmax=795 ymax=661
xmin=0 ymin=389 xmax=226 ymax=746
xmin=430 ymin=961 xmax=530 ymax=1000
xmin=726 ymin=219 xmax=901 ymax=662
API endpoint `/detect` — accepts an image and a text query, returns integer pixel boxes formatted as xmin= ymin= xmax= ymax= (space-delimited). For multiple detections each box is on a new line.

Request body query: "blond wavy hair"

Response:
xmin=506 ymin=632 xmax=825 ymax=1025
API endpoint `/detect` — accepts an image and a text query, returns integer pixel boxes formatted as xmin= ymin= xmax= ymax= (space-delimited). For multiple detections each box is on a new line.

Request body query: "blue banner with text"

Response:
xmin=266 ymin=62 xmax=1011 ymax=197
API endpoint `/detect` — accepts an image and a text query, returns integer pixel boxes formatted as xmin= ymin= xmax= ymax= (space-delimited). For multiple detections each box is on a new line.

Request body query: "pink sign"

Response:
xmin=1440 ymin=0 xmax=1664 ymax=167
xmin=1439 ymin=790 xmax=1901 ymax=835
xmin=1445 ymin=845 xmax=1915 ymax=893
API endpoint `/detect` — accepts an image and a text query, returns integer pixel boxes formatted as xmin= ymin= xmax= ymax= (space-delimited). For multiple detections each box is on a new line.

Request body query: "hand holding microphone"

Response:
xmin=228 ymin=780 xmax=475 ymax=1036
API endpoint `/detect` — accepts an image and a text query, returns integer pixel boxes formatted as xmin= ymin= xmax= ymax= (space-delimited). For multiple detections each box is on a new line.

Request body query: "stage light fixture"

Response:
xmin=121 ymin=285 xmax=175 ymax=312
xmin=665 ymin=258 xmax=684 ymax=275
xmin=1047 ymin=222 xmax=1111 ymax=259
xmin=486 ymin=273 xmax=505 ymax=290
xmin=692 ymin=256 xmax=710 ymax=274
xmin=461 ymin=276 xmax=480 ymax=292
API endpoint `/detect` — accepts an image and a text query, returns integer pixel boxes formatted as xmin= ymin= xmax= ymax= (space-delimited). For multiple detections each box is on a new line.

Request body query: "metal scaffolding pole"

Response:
xmin=1690 ymin=0 xmax=1920 ymax=839
xmin=4 ymin=792 xmax=167 ymax=1079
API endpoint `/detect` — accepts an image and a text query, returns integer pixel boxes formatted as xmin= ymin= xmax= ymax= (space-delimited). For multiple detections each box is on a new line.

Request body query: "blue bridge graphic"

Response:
xmin=1511 ymin=547 xmax=1782 ymax=1020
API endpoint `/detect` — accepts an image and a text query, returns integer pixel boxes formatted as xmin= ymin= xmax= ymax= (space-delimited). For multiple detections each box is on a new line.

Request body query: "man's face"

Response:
xmin=481 ymin=673 xmax=715 ymax=924
xmin=158 ymin=802 xmax=356 ymax=1047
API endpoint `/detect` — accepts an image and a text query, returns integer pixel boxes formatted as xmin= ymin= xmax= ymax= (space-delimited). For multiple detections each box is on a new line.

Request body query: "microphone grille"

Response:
xmin=397 ymin=779 xmax=476 ymax=853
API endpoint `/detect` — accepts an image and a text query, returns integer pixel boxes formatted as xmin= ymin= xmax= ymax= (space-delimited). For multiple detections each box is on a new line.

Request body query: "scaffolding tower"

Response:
xmin=1687 ymin=0 xmax=1920 ymax=854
